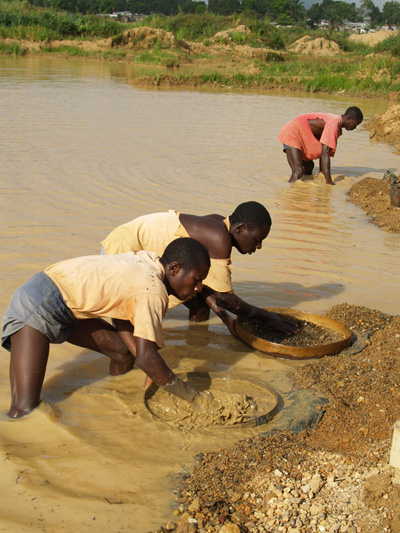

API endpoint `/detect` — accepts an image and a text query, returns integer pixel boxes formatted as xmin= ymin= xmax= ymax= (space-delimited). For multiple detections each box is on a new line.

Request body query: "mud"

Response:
xmin=146 ymin=374 xmax=278 ymax=431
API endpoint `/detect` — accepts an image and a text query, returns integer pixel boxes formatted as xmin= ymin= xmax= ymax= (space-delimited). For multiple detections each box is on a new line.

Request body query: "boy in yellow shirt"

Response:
xmin=101 ymin=201 xmax=296 ymax=336
xmin=2 ymin=238 xmax=210 ymax=418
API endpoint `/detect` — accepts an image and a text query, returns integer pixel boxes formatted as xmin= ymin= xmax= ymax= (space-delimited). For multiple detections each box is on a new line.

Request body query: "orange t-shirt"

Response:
xmin=278 ymin=113 xmax=343 ymax=161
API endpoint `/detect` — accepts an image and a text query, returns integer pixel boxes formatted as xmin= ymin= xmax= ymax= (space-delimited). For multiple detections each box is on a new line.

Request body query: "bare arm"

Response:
xmin=201 ymin=288 xmax=238 ymax=336
xmin=203 ymin=289 xmax=298 ymax=335
xmin=134 ymin=337 xmax=176 ymax=386
xmin=319 ymin=144 xmax=335 ymax=185
xmin=134 ymin=337 xmax=202 ymax=403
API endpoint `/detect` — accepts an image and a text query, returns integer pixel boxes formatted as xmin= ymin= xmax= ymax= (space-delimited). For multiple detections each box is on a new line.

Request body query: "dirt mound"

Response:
xmin=349 ymin=29 xmax=398 ymax=46
xmin=288 ymin=36 xmax=341 ymax=56
xmin=347 ymin=176 xmax=400 ymax=233
xmin=365 ymin=104 xmax=400 ymax=151
xmin=111 ymin=27 xmax=176 ymax=49
xmin=211 ymin=24 xmax=252 ymax=44
xmin=157 ymin=303 xmax=400 ymax=533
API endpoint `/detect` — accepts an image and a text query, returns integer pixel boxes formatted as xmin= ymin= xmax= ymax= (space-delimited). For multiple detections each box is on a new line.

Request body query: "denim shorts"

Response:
xmin=1 ymin=272 xmax=78 ymax=351
xmin=282 ymin=144 xmax=294 ymax=152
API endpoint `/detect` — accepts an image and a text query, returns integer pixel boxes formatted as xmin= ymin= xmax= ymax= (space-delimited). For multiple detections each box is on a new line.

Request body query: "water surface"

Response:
xmin=1 ymin=55 xmax=400 ymax=532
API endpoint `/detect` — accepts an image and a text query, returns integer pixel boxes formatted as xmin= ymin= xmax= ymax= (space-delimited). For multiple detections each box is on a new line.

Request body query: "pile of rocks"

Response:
xmin=156 ymin=444 xmax=399 ymax=533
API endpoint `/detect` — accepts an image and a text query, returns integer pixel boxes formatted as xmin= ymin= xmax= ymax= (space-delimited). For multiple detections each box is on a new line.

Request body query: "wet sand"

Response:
xmin=1 ymin=55 xmax=400 ymax=532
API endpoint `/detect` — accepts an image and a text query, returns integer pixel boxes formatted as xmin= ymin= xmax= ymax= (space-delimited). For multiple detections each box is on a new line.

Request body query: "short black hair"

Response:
xmin=229 ymin=201 xmax=272 ymax=229
xmin=162 ymin=237 xmax=210 ymax=272
xmin=344 ymin=106 xmax=363 ymax=122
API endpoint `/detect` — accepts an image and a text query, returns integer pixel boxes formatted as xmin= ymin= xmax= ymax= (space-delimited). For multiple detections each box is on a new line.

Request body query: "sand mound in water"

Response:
xmin=349 ymin=29 xmax=398 ymax=46
xmin=365 ymin=104 xmax=400 ymax=151
xmin=288 ymin=36 xmax=341 ymax=56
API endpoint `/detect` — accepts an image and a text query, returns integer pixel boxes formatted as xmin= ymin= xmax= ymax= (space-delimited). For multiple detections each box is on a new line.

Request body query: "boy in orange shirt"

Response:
xmin=278 ymin=107 xmax=363 ymax=184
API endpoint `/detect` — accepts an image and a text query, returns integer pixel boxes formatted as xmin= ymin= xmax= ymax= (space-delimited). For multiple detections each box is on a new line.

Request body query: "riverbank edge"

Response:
xmin=2 ymin=38 xmax=400 ymax=101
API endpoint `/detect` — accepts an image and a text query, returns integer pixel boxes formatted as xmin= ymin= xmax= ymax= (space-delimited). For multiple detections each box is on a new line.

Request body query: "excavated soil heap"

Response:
xmin=365 ymin=104 xmax=400 ymax=152
xmin=349 ymin=29 xmax=398 ymax=46
xmin=288 ymin=36 xmax=341 ymax=56
xmin=347 ymin=176 xmax=400 ymax=233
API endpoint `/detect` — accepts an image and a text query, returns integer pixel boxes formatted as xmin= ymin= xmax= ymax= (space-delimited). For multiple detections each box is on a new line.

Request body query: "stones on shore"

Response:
xmin=152 ymin=304 xmax=400 ymax=533
xmin=157 ymin=452 xmax=397 ymax=533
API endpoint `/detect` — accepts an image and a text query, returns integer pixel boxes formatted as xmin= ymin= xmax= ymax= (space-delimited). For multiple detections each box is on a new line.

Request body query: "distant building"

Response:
xmin=100 ymin=12 xmax=145 ymax=23
xmin=340 ymin=21 xmax=369 ymax=32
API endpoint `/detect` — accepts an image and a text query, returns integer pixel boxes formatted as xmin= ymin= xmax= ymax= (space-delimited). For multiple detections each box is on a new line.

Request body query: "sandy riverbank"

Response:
xmin=157 ymin=303 xmax=400 ymax=533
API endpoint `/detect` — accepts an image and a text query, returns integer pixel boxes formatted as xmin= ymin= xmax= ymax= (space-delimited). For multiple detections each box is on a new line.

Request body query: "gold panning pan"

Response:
xmin=235 ymin=307 xmax=352 ymax=360
xmin=144 ymin=371 xmax=279 ymax=429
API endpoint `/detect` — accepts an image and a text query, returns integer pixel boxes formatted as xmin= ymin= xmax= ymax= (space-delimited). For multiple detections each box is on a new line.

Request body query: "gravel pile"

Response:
xmin=152 ymin=304 xmax=400 ymax=533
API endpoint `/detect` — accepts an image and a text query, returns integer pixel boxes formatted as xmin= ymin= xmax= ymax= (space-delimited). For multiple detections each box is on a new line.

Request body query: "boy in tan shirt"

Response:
xmin=2 ymin=238 xmax=210 ymax=418
xmin=101 ymin=201 xmax=296 ymax=336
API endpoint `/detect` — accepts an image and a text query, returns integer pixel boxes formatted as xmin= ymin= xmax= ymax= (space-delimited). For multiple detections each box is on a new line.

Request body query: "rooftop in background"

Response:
xmin=99 ymin=12 xmax=146 ymax=22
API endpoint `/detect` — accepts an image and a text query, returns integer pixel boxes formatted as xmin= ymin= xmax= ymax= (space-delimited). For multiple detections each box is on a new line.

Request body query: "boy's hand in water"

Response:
xmin=163 ymin=377 xmax=199 ymax=403
xmin=191 ymin=390 xmax=219 ymax=413
xmin=163 ymin=378 xmax=220 ymax=413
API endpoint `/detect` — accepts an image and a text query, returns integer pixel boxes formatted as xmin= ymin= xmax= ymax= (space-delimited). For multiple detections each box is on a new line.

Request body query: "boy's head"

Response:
xmin=229 ymin=201 xmax=271 ymax=255
xmin=342 ymin=107 xmax=363 ymax=131
xmin=161 ymin=238 xmax=210 ymax=301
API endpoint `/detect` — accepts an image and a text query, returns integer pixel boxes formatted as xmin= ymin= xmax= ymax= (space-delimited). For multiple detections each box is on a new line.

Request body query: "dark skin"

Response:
xmin=179 ymin=213 xmax=297 ymax=336
xmin=286 ymin=114 xmax=362 ymax=185
xmin=7 ymin=259 xmax=209 ymax=418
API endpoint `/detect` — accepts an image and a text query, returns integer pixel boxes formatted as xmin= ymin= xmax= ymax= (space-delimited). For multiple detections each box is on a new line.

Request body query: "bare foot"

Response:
xmin=144 ymin=375 xmax=153 ymax=389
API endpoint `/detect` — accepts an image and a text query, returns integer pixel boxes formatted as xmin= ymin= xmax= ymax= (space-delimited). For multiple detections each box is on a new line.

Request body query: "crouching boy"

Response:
xmin=1 ymin=238 xmax=210 ymax=418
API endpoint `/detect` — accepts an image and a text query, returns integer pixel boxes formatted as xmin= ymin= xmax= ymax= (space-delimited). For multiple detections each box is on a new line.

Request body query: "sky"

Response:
xmin=302 ymin=0 xmax=386 ymax=9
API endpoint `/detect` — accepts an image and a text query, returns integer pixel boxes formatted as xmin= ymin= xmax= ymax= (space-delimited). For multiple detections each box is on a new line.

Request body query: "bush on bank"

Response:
xmin=0 ymin=0 xmax=126 ymax=39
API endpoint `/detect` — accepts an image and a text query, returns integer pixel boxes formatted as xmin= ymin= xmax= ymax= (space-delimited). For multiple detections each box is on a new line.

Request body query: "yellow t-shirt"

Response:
xmin=101 ymin=210 xmax=233 ymax=296
xmin=45 ymin=251 xmax=167 ymax=348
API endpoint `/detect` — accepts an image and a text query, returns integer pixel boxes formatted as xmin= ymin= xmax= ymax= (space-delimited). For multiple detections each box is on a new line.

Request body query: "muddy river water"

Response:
xmin=1 ymin=55 xmax=400 ymax=532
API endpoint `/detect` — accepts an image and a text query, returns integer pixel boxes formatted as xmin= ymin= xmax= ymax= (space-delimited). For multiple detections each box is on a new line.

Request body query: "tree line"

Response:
xmin=30 ymin=0 xmax=400 ymax=26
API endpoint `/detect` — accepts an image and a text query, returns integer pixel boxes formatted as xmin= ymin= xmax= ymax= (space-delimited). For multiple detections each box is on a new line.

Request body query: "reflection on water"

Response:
xmin=1 ymin=55 xmax=400 ymax=532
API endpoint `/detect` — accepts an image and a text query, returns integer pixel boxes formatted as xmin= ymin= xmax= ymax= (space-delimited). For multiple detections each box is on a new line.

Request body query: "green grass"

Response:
xmin=0 ymin=0 xmax=127 ymax=40
xmin=133 ymin=48 xmax=180 ymax=67
xmin=134 ymin=52 xmax=400 ymax=96
xmin=0 ymin=41 xmax=25 ymax=54
xmin=40 ymin=44 xmax=91 ymax=56
xmin=375 ymin=33 xmax=400 ymax=57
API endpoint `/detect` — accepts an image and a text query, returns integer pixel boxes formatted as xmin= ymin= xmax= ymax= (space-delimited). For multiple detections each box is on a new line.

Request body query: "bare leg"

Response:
xmin=66 ymin=318 xmax=135 ymax=376
xmin=8 ymin=325 xmax=50 ymax=418
xmin=303 ymin=160 xmax=314 ymax=175
xmin=184 ymin=295 xmax=210 ymax=322
xmin=285 ymin=147 xmax=311 ymax=183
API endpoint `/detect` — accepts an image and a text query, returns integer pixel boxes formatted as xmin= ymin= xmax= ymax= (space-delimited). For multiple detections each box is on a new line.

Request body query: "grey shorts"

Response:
xmin=1 ymin=272 xmax=78 ymax=351
xmin=283 ymin=144 xmax=294 ymax=152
